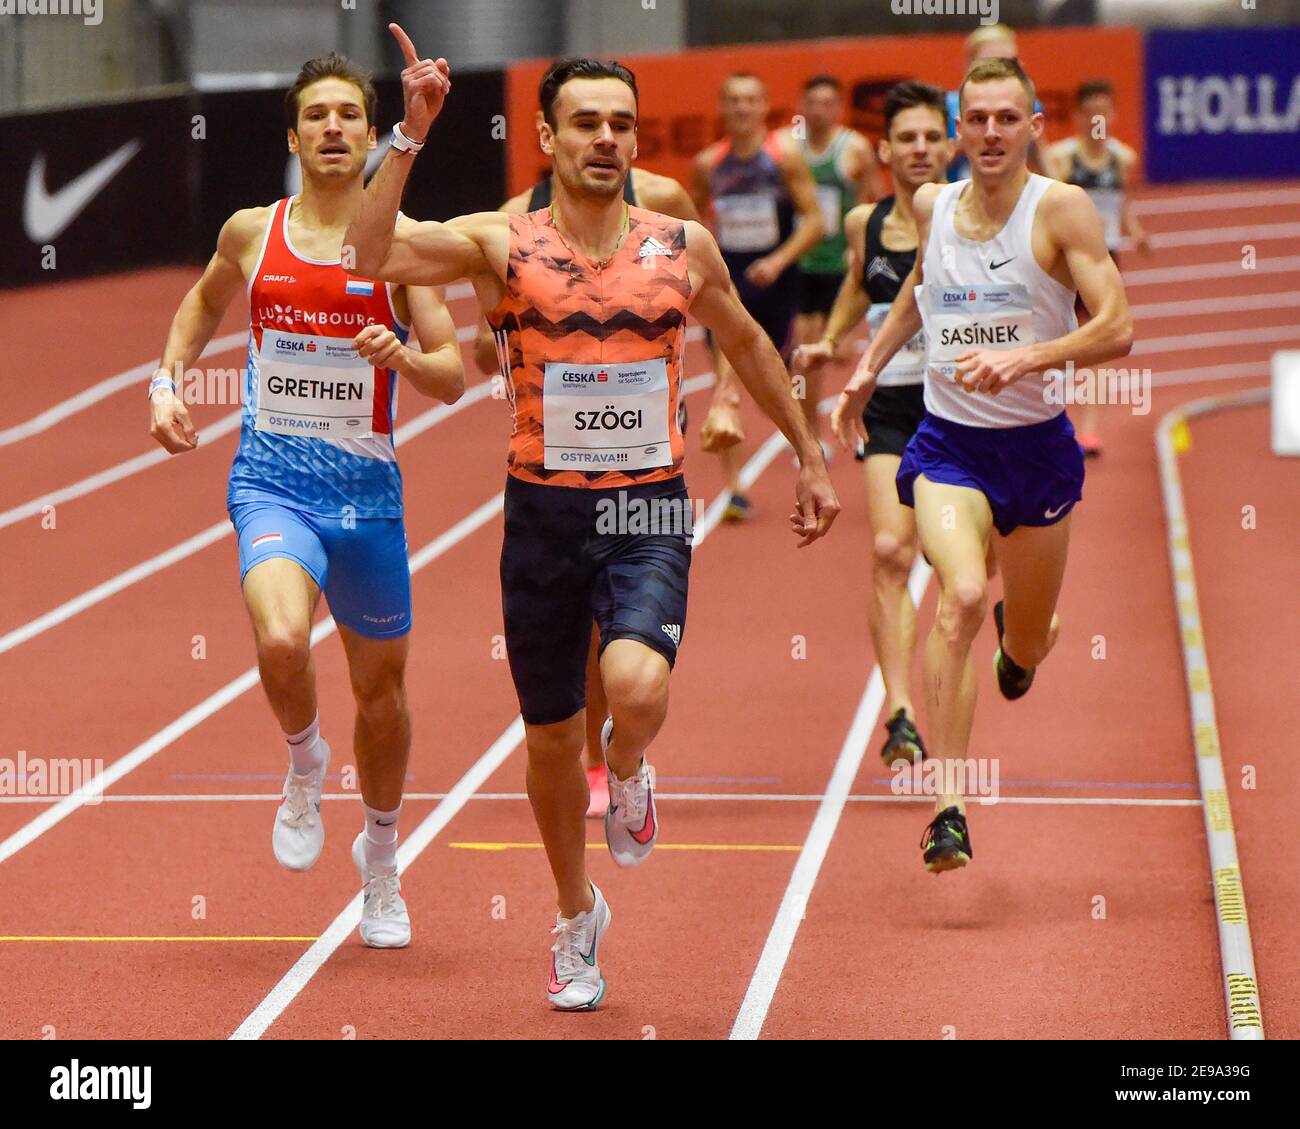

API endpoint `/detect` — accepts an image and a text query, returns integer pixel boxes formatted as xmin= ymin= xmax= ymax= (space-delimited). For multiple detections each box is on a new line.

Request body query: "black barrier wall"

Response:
xmin=1 ymin=70 xmax=506 ymax=289
xmin=0 ymin=92 xmax=199 ymax=288
xmin=194 ymin=71 xmax=506 ymax=259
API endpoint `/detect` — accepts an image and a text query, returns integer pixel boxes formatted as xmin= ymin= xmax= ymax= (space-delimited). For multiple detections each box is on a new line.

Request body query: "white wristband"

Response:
xmin=148 ymin=377 xmax=176 ymax=398
xmin=391 ymin=122 xmax=426 ymax=154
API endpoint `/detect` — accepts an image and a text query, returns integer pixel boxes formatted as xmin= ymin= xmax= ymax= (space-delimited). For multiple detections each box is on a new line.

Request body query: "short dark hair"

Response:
xmin=285 ymin=52 xmax=377 ymax=130
xmin=883 ymin=80 xmax=947 ymax=136
xmin=804 ymin=75 xmax=842 ymax=96
xmin=1076 ymin=79 xmax=1115 ymax=106
xmin=959 ymin=57 xmax=1036 ymax=117
xmin=539 ymin=58 xmax=639 ymax=129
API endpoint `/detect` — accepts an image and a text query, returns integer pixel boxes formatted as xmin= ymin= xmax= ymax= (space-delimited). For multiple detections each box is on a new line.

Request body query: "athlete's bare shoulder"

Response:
xmin=633 ymin=169 xmax=701 ymax=222
xmin=1038 ymin=180 xmax=1103 ymax=244
xmin=912 ymin=181 xmax=943 ymax=221
xmin=844 ymin=201 xmax=876 ymax=230
xmin=499 ymin=188 xmax=533 ymax=214
xmin=1112 ymin=139 xmax=1139 ymax=169
xmin=693 ymin=140 xmax=725 ymax=172
xmin=219 ymin=205 xmax=272 ymax=249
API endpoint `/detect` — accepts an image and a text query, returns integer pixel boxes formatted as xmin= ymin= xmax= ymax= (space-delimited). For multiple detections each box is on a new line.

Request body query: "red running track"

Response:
xmin=0 ymin=180 xmax=1296 ymax=1039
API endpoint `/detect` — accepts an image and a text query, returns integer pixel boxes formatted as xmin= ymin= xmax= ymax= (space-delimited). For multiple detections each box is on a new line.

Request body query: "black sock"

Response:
xmin=1000 ymin=649 xmax=1031 ymax=679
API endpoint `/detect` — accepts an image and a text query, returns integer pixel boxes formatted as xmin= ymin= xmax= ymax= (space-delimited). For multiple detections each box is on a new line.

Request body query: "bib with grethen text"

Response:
xmin=714 ymin=193 xmax=780 ymax=253
xmin=925 ymin=284 xmax=1036 ymax=384
xmin=542 ymin=359 xmax=672 ymax=472
xmin=255 ymin=329 xmax=374 ymax=439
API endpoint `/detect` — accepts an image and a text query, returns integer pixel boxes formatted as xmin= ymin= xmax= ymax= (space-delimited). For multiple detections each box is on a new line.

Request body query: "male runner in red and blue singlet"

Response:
xmin=149 ymin=52 xmax=464 ymax=947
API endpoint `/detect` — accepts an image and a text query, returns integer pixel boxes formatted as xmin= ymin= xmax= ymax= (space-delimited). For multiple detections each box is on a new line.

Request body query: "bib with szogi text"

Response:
xmin=542 ymin=359 xmax=671 ymax=472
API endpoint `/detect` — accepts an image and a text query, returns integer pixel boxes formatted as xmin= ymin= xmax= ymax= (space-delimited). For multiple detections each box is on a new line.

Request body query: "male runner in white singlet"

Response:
xmin=831 ymin=58 xmax=1133 ymax=873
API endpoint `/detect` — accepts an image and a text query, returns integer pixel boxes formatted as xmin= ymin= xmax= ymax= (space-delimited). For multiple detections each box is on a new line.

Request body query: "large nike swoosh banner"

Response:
xmin=0 ymin=93 xmax=195 ymax=288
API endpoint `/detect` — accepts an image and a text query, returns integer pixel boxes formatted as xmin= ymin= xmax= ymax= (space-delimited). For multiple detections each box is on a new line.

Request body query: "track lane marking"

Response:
xmin=729 ymin=557 xmax=932 ymax=1041
xmin=230 ymin=421 xmax=799 ymax=1040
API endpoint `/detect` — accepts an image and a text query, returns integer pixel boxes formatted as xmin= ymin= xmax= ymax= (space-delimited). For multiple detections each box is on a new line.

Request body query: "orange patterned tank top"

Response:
xmin=485 ymin=205 xmax=692 ymax=489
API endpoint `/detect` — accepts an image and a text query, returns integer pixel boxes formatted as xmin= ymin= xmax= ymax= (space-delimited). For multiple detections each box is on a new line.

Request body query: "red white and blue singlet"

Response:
xmin=228 ymin=197 xmax=409 ymax=518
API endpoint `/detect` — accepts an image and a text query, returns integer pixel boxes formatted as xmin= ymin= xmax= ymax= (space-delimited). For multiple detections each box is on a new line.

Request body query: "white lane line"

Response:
xmin=0 ymin=332 xmax=247 ymax=448
xmin=0 ymin=493 xmax=505 ymax=867
xmin=1128 ymin=222 xmax=1300 ymax=251
xmin=1156 ymin=387 xmax=1269 ymax=1040
xmin=729 ymin=558 xmax=933 ymax=1041
xmin=0 ymin=411 xmax=242 ymax=532
xmin=1130 ymin=291 xmax=1300 ymax=320
xmin=1134 ymin=324 xmax=1299 ymax=356
xmin=1122 ymin=256 xmax=1300 ymax=288
xmin=0 ymin=521 xmax=231 ymax=656
xmin=1131 ymin=188 xmax=1300 ymax=215
xmin=0 ymin=376 xmax=718 ymax=652
xmin=0 ymin=381 xmax=496 ymax=650
xmin=0 ymin=283 xmax=485 ymax=449
xmin=229 ymin=716 xmax=526 ymax=1041
xmin=13 ymin=791 xmax=1201 ymax=807
xmin=1152 ymin=362 xmax=1269 ymax=389
xmin=230 ymin=424 xmax=797 ymax=1040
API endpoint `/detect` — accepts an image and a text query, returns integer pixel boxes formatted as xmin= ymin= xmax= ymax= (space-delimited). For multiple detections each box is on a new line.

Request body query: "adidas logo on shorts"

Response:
xmin=661 ymin=623 xmax=681 ymax=646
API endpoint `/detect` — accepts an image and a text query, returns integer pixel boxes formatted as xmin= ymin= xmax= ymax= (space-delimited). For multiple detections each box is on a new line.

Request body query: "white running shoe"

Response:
xmin=601 ymin=718 xmax=658 ymax=868
xmin=271 ymin=740 xmax=329 ymax=871
xmin=351 ymin=832 xmax=411 ymax=948
xmin=547 ymin=883 xmax=611 ymax=1011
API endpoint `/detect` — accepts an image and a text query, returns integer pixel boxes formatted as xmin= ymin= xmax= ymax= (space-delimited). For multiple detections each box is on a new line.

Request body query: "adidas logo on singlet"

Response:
xmin=638 ymin=236 xmax=672 ymax=259
xmin=866 ymin=256 xmax=901 ymax=284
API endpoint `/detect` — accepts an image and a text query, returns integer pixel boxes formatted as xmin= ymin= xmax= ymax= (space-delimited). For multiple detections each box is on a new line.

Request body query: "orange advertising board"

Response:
xmin=504 ymin=26 xmax=1143 ymax=198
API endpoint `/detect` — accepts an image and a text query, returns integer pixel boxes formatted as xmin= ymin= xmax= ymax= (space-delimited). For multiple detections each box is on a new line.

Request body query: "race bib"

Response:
xmin=925 ymin=284 xmax=1036 ymax=383
xmin=815 ymin=184 xmax=843 ymax=238
xmin=715 ymin=193 xmax=780 ymax=253
xmin=543 ymin=359 xmax=671 ymax=472
xmin=1088 ymin=186 xmax=1124 ymax=251
xmin=255 ymin=329 xmax=374 ymax=439
xmin=867 ymin=302 xmax=926 ymax=386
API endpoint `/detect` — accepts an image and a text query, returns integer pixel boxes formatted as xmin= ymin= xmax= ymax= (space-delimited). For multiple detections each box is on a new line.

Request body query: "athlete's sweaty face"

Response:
xmin=721 ymin=77 xmax=768 ymax=139
xmin=882 ymin=105 xmax=949 ymax=191
xmin=288 ymin=78 xmax=377 ymax=181
xmin=1076 ymin=93 xmax=1115 ymax=144
xmin=957 ymin=78 xmax=1041 ymax=178
xmin=544 ymin=78 xmax=638 ymax=200
xmin=800 ymin=83 xmax=842 ymax=135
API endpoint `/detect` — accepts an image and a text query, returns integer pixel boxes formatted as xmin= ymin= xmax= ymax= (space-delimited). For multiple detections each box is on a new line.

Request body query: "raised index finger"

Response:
xmin=389 ymin=22 xmax=419 ymax=66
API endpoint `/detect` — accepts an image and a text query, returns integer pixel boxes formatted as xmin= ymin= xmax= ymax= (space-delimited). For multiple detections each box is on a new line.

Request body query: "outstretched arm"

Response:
xmin=149 ymin=207 xmax=263 ymax=454
xmin=687 ymin=221 xmax=839 ymax=545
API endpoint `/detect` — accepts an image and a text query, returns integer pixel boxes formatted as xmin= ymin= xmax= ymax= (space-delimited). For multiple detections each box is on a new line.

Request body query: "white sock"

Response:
xmin=285 ymin=715 xmax=325 ymax=775
xmin=363 ymin=802 xmax=400 ymax=873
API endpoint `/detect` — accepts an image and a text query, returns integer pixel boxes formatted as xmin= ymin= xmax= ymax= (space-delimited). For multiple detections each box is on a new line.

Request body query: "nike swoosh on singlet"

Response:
xmin=989 ymin=257 xmax=1017 ymax=271
xmin=23 ymin=139 xmax=143 ymax=243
